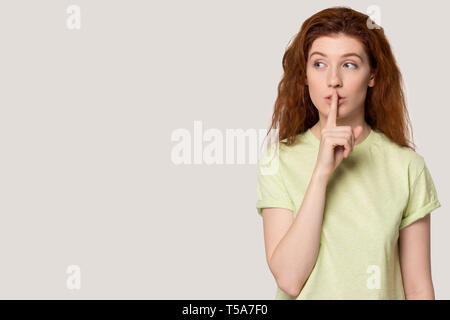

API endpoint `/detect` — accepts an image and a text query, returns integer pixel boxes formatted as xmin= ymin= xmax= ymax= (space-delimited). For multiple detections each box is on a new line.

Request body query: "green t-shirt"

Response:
xmin=256 ymin=127 xmax=441 ymax=300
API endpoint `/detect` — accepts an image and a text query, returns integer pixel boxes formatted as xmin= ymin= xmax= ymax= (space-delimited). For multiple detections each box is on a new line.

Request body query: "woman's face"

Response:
xmin=306 ymin=33 xmax=375 ymax=119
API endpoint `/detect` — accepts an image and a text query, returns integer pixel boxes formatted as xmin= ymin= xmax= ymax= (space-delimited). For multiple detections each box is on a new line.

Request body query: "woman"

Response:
xmin=256 ymin=6 xmax=441 ymax=300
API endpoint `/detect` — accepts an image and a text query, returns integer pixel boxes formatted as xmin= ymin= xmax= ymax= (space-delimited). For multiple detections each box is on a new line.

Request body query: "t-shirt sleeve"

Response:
xmin=399 ymin=157 xmax=441 ymax=230
xmin=255 ymin=145 xmax=295 ymax=217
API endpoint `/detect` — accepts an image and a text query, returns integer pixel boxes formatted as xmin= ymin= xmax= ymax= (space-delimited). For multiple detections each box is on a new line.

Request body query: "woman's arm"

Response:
xmin=262 ymin=97 xmax=357 ymax=297
xmin=262 ymin=168 xmax=329 ymax=297
xmin=399 ymin=214 xmax=435 ymax=299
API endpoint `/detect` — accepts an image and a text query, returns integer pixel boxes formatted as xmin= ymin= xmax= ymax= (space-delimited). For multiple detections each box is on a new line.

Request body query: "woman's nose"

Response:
xmin=327 ymin=69 xmax=343 ymax=87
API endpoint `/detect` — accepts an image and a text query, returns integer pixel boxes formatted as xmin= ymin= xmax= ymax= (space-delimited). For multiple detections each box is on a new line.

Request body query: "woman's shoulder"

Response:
xmin=375 ymin=130 xmax=425 ymax=170
xmin=257 ymin=131 xmax=313 ymax=170
xmin=279 ymin=131 xmax=312 ymax=150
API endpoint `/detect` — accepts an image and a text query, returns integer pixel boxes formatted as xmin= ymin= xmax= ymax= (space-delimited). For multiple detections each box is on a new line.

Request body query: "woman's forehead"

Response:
xmin=309 ymin=35 xmax=367 ymax=60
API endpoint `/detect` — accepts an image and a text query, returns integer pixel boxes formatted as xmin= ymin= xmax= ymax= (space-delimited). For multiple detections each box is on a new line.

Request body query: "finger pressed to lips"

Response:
xmin=325 ymin=91 xmax=338 ymax=128
xmin=325 ymin=97 xmax=345 ymax=103
xmin=325 ymin=95 xmax=344 ymax=99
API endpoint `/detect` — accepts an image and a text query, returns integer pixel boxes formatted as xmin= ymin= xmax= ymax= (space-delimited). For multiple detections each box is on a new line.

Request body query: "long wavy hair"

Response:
xmin=264 ymin=6 xmax=415 ymax=151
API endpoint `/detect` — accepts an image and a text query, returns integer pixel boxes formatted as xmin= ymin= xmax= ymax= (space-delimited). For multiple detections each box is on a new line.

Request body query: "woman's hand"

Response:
xmin=314 ymin=91 xmax=363 ymax=178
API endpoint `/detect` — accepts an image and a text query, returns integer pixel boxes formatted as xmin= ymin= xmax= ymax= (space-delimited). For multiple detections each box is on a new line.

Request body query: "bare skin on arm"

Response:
xmin=399 ymin=214 xmax=435 ymax=299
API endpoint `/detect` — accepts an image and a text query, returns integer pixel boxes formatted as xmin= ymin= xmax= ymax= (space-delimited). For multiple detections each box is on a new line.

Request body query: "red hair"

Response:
xmin=265 ymin=6 xmax=416 ymax=150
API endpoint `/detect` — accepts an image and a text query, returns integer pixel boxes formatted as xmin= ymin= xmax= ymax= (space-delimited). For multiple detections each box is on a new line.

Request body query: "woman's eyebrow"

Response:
xmin=309 ymin=51 xmax=364 ymax=62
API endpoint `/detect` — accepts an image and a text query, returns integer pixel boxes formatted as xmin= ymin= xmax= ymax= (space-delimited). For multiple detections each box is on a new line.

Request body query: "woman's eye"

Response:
xmin=344 ymin=62 xmax=357 ymax=69
xmin=313 ymin=62 xmax=357 ymax=69
xmin=314 ymin=62 xmax=325 ymax=68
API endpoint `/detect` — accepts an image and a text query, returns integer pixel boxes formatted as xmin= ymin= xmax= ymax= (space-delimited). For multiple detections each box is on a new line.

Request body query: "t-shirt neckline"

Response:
xmin=304 ymin=126 xmax=376 ymax=154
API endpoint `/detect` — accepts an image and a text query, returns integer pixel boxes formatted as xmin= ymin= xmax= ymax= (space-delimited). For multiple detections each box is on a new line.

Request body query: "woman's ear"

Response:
xmin=368 ymin=72 xmax=375 ymax=87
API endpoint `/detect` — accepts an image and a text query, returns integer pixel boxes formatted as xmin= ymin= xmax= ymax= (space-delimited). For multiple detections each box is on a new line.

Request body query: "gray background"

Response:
xmin=0 ymin=0 xmax=448 ymax=299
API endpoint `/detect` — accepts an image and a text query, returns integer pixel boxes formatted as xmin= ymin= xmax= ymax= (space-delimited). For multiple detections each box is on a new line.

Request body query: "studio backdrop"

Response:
xmin=0 ymin=0 xmax=447 ymax=299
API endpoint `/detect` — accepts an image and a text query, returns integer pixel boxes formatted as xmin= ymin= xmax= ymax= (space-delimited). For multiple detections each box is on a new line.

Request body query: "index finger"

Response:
xmin=325 ymin=90 xmax=338 ymax=128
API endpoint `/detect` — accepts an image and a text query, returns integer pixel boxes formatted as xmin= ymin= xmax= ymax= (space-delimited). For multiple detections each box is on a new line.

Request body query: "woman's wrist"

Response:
xmin=312 ymin=167 xmax=330 ymax=182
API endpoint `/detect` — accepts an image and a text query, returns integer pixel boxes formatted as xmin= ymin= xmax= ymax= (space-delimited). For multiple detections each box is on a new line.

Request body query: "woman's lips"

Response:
xmin=325 ymin=97 xmax=345 ymax=104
